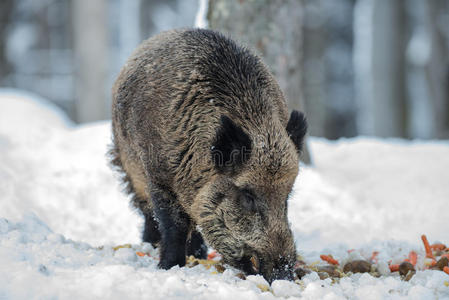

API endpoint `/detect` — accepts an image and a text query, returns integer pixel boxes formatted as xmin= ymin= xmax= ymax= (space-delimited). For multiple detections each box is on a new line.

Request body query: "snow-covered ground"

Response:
xmin=1 ymin=89 xmax=449 ymax=299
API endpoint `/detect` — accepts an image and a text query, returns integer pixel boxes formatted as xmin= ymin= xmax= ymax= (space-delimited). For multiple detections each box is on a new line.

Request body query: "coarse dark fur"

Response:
xmin=110 ymin=28 xmax=307 ymax=283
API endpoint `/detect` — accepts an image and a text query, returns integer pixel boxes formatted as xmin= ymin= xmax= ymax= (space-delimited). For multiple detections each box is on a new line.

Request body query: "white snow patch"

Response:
xmin=1 ymin=91 xmax=449 ymax=299
xmin=0 ymin=89 xmax=141 ymax=247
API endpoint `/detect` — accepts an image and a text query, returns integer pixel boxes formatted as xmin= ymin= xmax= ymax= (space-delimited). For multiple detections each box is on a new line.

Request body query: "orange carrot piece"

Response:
xmin=444 ymin=266 xmax=449 ymax=275
xmin=421 ymin=235 xmax=435 ymax=259
xmin=320 ymin=254 xmax=339 ymax=265
xmin=370 ymin=251 xmax=379 ymax=263
xmin=424 ymin=258 xmax=437 ymax=268
xmin=441 ymin=254 xmax=449 ymax=259
xmin=136 ymin=251 xmax=146 ymax=257
xmin=208 ymin=251 xmax=218 ymax=260
xmin=408 ymin=251 xmax=418 ymax=266
xmin=430 ymin=243 xmax=446 ymax=251
xmin=389 ymin=264 xmax=400 ymax=272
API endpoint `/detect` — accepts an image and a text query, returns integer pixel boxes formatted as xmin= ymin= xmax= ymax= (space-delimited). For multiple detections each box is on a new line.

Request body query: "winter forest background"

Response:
xmin=1 ymin=2 xmax=449 ymax=298
xmin=0 ymin=0 xmax=448 ymax=140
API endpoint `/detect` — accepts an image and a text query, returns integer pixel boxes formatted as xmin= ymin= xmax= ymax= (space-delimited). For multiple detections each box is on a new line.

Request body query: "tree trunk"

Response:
xmin=424 ymin=0 xmax=449 ymax=139
xmin=405 ymin=0 xmax=449 ymax=139
xmin=72 ymin=0 xmax=109 ymax=123
xmin=302 ymin=0 xmax=327 ymax=138
xmin=0 ymin=0 xmax=14 ymax=84
xmin=208 ymin=0 xmax=311 ymax=164
xmin=302 ymin=0 xmax=357 ymax=140
xmin=354 ymin=0 xmax=407 ymax=137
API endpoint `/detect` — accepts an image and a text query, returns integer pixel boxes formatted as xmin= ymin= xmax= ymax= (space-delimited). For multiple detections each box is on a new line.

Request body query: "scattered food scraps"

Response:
xmin=343 ymin=260 xmax=371 ymax=274
xmin=207 ymin=250 xmax=219 ymax=260
xmin=320 ymin=254 xmax=339 ymax=265
xmin=121 ymin=233 xmax=449 ymax=287
xmin=315 ymin=234 xmax=449 ymax=282
xmin=421 ymin=235 xmax=435 ymax=259
xmin=399 ymin=262 xmax=415 ymax=277
xmin=389 ymin=264 xmax=400 ymax=273
xmin=256 ymin=284 xmax=271 ymax=292
xmin=112 ymin=244 xmax=132 ymax=251
xmin=370 ymin=251 xmax=379 ymax=263
xmin=430 ymin=243 xmax=446 ymax=251
xmin=437 ymin=257 xmax=449 ymax=271
xmin=408 ymin=251 xmax=418 ymax=266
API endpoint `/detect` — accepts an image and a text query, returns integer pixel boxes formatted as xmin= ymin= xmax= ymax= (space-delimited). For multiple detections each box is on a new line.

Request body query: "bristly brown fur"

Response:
xmin=110 ymin=28 xmax=307 ymax=283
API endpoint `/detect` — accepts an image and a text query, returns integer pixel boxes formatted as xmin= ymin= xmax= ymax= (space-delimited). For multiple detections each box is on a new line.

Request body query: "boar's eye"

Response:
xmin=240 ymin=190 xmax=257 ymax=212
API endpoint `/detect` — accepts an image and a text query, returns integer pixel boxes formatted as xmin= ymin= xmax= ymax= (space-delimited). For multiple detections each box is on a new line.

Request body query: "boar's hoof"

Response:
xmin=158 ymin=250 xmax=186 ymax=270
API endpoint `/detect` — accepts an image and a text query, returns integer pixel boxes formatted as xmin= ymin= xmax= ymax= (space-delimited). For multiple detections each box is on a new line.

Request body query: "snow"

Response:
xmin=293 ymin=137 xmax=449 ymax=252
xmin=0 ymin=88 xmax=140 ymax=247
xmin=1 ymin=90 xmax=449 ymax=299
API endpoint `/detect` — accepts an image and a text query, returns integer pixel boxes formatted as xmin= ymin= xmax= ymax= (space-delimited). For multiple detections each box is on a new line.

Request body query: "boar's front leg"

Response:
xmin=150 ymin=184 xmax=191 ymax=269
xmin=186 ymin=230 xmax=208 ymax=259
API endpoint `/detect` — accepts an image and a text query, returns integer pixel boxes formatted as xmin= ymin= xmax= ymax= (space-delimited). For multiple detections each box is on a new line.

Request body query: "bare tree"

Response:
xmin=208 ymin=0 xmax=311 ymax=163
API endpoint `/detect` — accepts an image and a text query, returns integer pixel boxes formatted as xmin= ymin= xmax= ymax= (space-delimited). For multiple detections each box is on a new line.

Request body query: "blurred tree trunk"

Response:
xmin=354 ymin=0 xmax=407 ymax=137
xmin=406 ymin=0 xmax=449 ymax=139
xmin=140 ymin=0 xmax=158 ymax=39
xmin=302 ymin=1 xmax=327 ymax=139
xmin=425 ymin=0 xmax=449 ymax=139
xmin=322 ymin=0 xmax=357 ymax=139
xmin=72 ymin=0 xmax=108 ymax=123
xmin=207 ymin=0 xmax=311 ymax=164
xmin=302 ymin=0 xmax=357 ymax=140
xmin=0 ymin=0 xmax=14 ymax=84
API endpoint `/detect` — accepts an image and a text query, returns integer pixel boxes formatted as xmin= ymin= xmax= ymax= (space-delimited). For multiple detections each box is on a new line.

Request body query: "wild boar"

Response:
xmin=110 ymin=28 xmax=307 ymax=283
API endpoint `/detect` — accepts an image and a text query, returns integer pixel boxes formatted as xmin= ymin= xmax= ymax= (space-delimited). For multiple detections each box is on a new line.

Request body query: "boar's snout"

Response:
xmin=265 ymin=265 xmax=295 ymax=283
xmin=242 ymin=251 xmax=295 ymax=283
xmin=260 ymin=257 xmax=296 ymax=284
xmin=258 ymin=226 xmax=297 ymax=283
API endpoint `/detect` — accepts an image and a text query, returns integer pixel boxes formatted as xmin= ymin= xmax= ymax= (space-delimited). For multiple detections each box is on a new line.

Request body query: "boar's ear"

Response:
xmin=286 ymin=110 xmax=308 ymax=153
xmin=211 ymin=115 xmax=252 ymax=174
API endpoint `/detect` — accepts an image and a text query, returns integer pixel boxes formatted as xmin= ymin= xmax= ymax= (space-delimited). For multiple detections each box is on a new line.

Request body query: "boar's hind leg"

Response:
xmin=150 ymin=184 xmax=191 ymax=269
xmin=186 ymin=230 xmax=208 ymax=259
xmin=142 ymin=210 xmax=161 ymax=247
xmin=131 ymin=194 xmax=161 ymax=247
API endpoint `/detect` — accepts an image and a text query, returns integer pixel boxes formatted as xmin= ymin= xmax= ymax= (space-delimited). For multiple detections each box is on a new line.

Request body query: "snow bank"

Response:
xmin=0 ymin=89 xmax=140 ymax=247
xmin=1 ymin=90 xmax=449 ymax=299
xmin=292 ymin=136 xmax=449 ymax=251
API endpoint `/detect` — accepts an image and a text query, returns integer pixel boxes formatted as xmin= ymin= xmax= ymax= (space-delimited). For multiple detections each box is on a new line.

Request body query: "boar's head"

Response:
xmin=193 ymin=111 xmax=307 ymax=283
